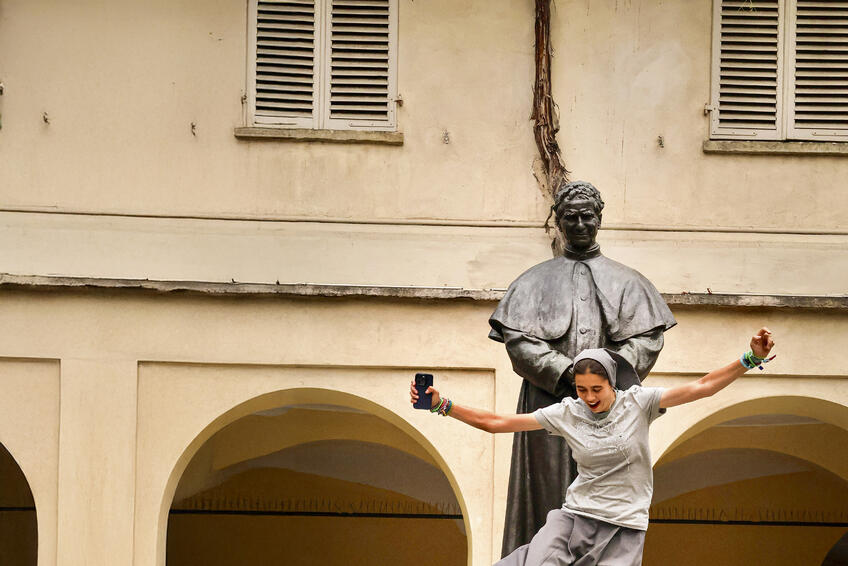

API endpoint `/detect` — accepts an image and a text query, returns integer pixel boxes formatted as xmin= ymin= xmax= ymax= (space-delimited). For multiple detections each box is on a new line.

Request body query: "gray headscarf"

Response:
xmin=572 ymin=348 xmax=641 ymax=390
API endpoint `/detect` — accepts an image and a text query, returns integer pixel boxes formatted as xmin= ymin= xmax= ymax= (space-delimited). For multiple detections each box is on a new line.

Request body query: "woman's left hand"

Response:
xmin=750 ymin=327 xmax=775 ymax=358
xmin=410 ymin=380 xmax=440 ymax=410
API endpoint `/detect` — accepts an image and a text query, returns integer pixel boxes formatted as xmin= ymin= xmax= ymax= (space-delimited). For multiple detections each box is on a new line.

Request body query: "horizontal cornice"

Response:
xmin=1 ymin=274 xmax=846 ymax=310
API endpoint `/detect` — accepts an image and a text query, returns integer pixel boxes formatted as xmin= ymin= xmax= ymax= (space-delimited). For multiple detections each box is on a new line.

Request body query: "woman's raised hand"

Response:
xmin=409 ymin=380 xmax=440 ymax=410
xmin=751 ymin=327 xmax=775 ymax=358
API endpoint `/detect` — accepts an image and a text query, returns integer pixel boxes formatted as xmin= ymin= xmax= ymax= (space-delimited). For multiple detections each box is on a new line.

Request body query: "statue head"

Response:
xmin=552 ymin=181 xmax=604 ymax=252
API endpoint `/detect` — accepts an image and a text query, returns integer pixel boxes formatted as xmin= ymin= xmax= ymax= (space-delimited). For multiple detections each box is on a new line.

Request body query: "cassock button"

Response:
xmin=580 ymin=268 xmax=587 ymax=275
xmin=580 ymin=296 xmax=587 ymax=301
xmin=579 ymin=328 xmax=588 ymax=334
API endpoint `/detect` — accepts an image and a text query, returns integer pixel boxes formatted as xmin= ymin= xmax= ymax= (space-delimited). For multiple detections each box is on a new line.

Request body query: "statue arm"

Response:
xmin=501 ymin=327 xmax=574 ymax=397
xmin=610 ymin=328 xmax=665 ymax=379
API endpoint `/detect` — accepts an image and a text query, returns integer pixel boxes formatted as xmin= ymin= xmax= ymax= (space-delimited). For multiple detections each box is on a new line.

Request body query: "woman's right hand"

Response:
xmin=409 ymin=380 xmax=440 ymax=409
xmin=750 ymin=327 xmax=775 ymax=359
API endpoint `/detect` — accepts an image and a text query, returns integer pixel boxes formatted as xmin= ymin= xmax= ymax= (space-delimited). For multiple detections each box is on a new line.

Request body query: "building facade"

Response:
xmin=0 ymin=1 xmax=846 ymax=565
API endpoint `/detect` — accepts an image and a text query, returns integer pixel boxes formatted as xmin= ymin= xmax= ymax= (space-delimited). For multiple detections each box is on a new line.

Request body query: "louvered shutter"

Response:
xmin=711 ymin=0 xmax=785 ymax=139
xmin=788 ymin=0 xmax=848 ymax=140
xmin=322 ymin=0 xmax=397 ymax=130
xmin=251 ymin=0 xmax=321 ymax=128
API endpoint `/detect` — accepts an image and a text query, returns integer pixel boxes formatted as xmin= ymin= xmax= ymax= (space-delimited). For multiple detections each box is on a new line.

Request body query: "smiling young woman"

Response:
xmin=410 ymin=328 xmax=775 ymax=566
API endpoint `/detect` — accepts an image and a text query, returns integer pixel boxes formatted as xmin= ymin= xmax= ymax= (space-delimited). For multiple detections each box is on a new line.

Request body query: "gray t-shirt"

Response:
xmin=533 ymin=385 xmax=666 ymax=531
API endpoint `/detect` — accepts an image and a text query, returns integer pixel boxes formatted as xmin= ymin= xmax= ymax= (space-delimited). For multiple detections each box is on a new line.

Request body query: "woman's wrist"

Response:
xmin=430 ymin=397 xmax=453 ymax=416
xmin=740 ymin=350 xmax=774 ymax=370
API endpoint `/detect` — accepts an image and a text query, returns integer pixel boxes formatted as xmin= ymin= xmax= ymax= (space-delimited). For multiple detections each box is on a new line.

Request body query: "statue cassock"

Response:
xmin=488 ymin=181 xmax=676 ymax=557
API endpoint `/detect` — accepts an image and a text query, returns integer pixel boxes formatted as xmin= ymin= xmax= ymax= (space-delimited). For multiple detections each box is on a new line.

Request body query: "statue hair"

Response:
xmin=553 ymin=181 xmax=605 ymax=216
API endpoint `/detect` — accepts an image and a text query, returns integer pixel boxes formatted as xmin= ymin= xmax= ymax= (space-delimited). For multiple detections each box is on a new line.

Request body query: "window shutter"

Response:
xmin=788 ymin=0 xmax=848 ymax=140
xmin=322 ymin=0 xmax=397 ymax=130
xmin=251 ymin=0 xmax=320 ymax=127
xmin=710 ymin=0 xmax=784 ymax=139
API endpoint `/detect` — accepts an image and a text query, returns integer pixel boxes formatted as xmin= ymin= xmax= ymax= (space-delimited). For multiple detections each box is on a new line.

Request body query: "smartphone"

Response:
xmin=413 ymin=372 xmax=434 ymax=410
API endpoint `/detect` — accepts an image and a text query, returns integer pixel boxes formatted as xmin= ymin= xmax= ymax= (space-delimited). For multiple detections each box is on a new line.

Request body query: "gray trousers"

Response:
xmin=495 ymin=510 xmax=646 ymax=566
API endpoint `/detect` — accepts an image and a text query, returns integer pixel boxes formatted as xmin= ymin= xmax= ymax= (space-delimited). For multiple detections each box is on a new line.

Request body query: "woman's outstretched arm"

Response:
xmin=660 ymin=327 xmax=775 ymax=409
xmin=409 ymin=382 xmax=543 ymax=433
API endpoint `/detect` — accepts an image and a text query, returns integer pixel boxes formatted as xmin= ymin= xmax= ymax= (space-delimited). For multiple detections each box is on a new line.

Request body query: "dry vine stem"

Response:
xmin=532 ymin=0 xmax=568 ymax=249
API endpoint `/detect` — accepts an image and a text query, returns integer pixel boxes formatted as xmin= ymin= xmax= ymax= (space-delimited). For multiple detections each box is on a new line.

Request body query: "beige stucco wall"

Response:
xmin=1 ymin=212 xmax=847 ymax=297
xmin=0 ymin=359 xmax=60 ymax=566
xmin=0 ymin=0 xmax=542 ymax=223
xmin=554 ymin=0 xmax=848 ymax=232
xmin=0 ymin=0 xmax=846 ymax=233
xmin=0 ymin=0 xmax=846 ymax=565
xmin=0 ymin=289 xmax=845 ymax=565
xmin=1 ymin=0 xmax=846 ymax=301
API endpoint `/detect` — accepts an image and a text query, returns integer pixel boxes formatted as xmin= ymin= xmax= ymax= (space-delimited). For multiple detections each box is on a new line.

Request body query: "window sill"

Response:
xmin=703 ymin=140 xmax=848 ymax=156
xmin=234 ymin=127 xmax=404 ymax=146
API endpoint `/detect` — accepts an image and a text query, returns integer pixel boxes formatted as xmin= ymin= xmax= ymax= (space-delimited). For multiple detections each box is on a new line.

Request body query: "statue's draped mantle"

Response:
xmin=489 ymin=250 xmax=676 ymax=343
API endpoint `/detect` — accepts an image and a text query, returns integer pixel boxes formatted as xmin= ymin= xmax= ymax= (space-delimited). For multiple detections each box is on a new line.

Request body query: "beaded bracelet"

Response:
xmin=439 ymin=399 xmax=453 ymax=417
xmin=431 ymin=397 xmax=449 ymax=414
xmin=740 ymin=350 xmax=776 ymax=370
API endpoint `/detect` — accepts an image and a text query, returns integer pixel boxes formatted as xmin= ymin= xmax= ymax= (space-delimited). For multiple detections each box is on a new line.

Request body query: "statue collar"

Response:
xmin=563 ymin=243 xmax=601 ymax=261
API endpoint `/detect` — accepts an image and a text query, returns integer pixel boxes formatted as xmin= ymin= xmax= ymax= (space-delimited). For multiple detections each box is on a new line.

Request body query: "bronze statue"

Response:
xmin=488 ymin=180 xmax=676 ymax=557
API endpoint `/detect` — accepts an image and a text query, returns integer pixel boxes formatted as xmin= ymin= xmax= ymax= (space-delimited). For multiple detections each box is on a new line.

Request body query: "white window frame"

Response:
xmin=709 ymin=0 xmax=848 ymax=142
xmin=246 ymin=0 xmax=398 ymax=132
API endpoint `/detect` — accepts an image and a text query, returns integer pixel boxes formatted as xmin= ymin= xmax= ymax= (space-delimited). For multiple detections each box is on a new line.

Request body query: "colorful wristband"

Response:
xmin=441 ymin=399 xmax=453 ymax=417
xmin=430 ymin=398 xmax=444 ymax=413
xmin=741 ymin=350 xmax=775 ymax=371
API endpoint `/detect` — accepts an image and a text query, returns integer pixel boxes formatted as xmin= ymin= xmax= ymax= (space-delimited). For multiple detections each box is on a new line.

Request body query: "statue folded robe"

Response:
xmin=489 ymin=247 xmax=676 ymax=557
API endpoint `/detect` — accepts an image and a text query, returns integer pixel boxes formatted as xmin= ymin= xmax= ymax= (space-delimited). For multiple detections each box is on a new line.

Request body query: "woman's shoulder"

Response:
xmin=618 ymin=385 xmax=665 ymax=411
xmin=621 ymin=384 xmax=664 ymax=397
xmin=545 ymin=396 xmax=583 ymax=419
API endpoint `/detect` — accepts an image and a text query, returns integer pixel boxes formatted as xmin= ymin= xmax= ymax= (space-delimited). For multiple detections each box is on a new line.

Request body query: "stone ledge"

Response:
xmin=666 ymin=292 xmax=848 ymax=310
xmin=703 ymin=140 xmax=848 ymax=156
xmin=234 ymin=127 xmax=404 ymax=145
xmin=1 ymin=274 xmax=846 ymax=310
xmin=0 ymin=274 xmax=499 ymax=301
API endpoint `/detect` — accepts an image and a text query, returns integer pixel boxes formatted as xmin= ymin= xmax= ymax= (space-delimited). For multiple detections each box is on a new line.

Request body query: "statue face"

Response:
xmin=557 ymin=199 xmax=600 ymax=251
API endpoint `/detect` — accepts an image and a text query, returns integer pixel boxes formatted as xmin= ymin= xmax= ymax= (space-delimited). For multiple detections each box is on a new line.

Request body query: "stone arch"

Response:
xmin=644 ymin=393 xmax=848 ymax=566
xmin=158 ymin=387 xmax=471 ymax=566
xmin=653 ymin=394 xmax=848 ymax=465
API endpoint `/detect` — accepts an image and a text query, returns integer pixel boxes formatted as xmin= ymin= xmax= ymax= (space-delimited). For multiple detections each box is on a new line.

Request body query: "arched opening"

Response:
xmin=645 ymin=401 xmax=848 ymax=566
xmin=165 ymin=393 xmax=467 ymax=566
xmin=0 ymin=442 xmax=37 ymax=566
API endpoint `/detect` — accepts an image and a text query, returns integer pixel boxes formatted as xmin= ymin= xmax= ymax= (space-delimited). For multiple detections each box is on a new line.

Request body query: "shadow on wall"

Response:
xmin=0 ymin=442 xmax=37 ymax=566
xmin=165 ymin=403 xmax=467 ymax=566
xmin=822 ymin=531 xmax=848 ymax=566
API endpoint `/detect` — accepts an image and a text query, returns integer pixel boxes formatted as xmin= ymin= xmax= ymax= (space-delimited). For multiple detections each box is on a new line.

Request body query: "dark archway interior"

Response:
xmin=165 ymin=403 xmax=467 ymax=566
xmin=0 ymin=442 xmax=37 ymax=566
xmin=646 ymin=413 xmax=848 ymax=566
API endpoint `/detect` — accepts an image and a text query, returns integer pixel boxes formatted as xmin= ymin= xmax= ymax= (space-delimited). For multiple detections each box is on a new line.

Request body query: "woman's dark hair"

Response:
xmin=573 ymin=358 xmax=610 ymax=384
